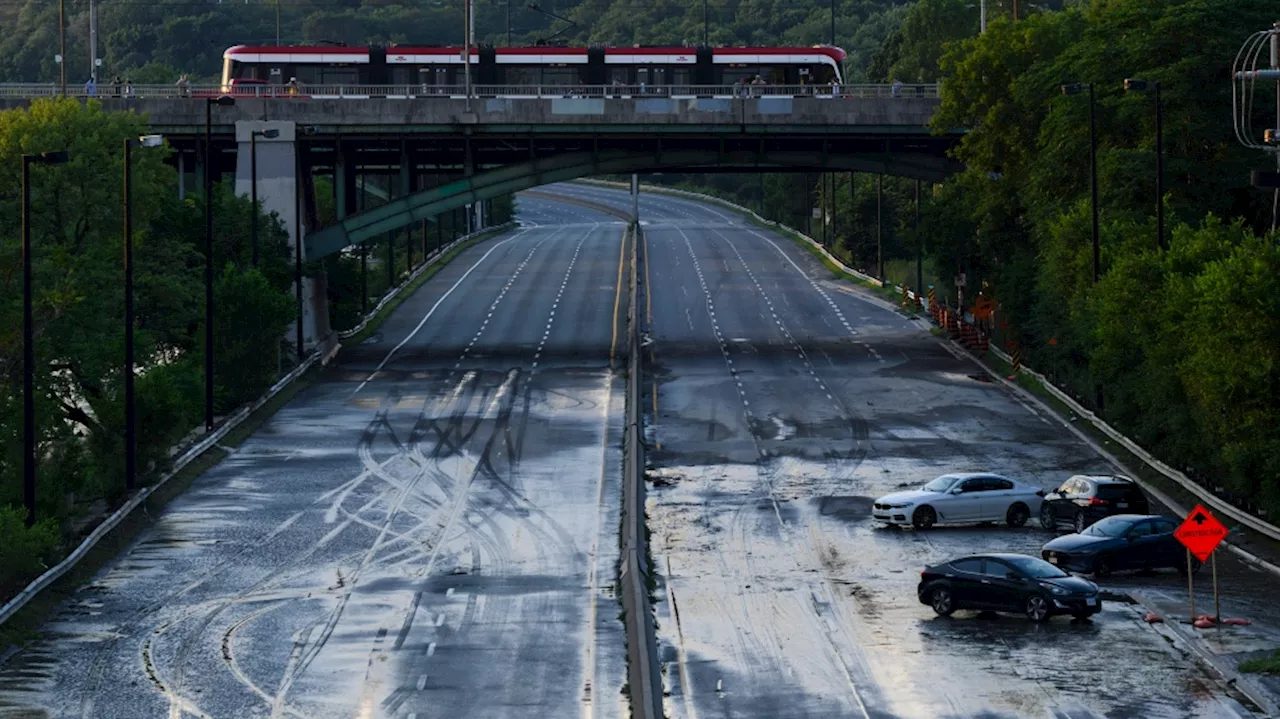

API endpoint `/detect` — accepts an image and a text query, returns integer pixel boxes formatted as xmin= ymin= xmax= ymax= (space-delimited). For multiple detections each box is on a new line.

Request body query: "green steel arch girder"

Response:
xmin=304 ymin=148 xmax=964 ymax=260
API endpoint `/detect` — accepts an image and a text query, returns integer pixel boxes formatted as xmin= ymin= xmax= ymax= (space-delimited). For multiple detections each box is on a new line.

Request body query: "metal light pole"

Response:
xmin=876 ymin=173 xmax=883 ymax=279
xmin=507 ymin=0 xmax=512 ymax=46
xmin=1124 ymin=78 xmax=1164 ymax=250
xmin=205 ymin=95 xmax=235 ymax=431
xmin=830 ymin=0 xmax=836 ymax=45
xmin=915 ymin=178 xmax=923 ymax=295
xmin=250 ymin=128 xmax=280 ymax=266
xmin=21 ymin=150 xmax=71 ymax=527
xmin=275 ymin=0 xmax=281 ymax=45
xmin=122 ymin=135 xmax=163 ymax=493
xmin=980 ymin=0 xmax=986 ymax=34
xmin=58 ymin=0 xmax=66 ymax=96
xmin=463 ymin=0 xmax=473 ymax=110
xmin=295 ymin=148 xmax=304 ymax=364
xmin=1063 ymin=82 xmax=1100 ymax=282
xmin=89 ymin=0 xmax=98 ymax=83
xmin=703 ymin=0 xmax=709 ymax=46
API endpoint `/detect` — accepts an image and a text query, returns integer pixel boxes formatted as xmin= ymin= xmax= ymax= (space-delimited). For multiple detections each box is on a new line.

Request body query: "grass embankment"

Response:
xmin=1240 ymin=651 xmax=1280 ymax=674
xmin=0 ymin=226 xmax=513 ymax=649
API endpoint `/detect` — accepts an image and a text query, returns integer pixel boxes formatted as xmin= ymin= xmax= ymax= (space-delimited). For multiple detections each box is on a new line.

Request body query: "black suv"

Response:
xmin=1039 ymin=475 xmax=1150 ymax=533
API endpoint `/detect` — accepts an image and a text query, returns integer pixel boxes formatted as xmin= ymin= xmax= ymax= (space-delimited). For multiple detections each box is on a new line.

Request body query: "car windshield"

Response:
xmin=1004 ymin=556 xmax=1069 ymax=579
xmin=923 ymin=475 xmax=959 ymax=492
xmin=1082 ymin=516 xmax=1131 ymax=537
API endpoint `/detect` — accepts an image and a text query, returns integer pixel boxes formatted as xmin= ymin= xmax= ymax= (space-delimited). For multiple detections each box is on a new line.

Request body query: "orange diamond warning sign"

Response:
xmin=1174 ymin=504 xmax=1228 ymax=562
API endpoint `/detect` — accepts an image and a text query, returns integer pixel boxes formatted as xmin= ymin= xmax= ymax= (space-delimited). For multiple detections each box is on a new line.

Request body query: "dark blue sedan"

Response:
xmin=1041 ymin=514 xmax=1201 ymax=577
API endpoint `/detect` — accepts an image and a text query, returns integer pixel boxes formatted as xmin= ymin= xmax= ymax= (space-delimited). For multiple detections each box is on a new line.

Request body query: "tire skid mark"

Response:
xmin=219 ymin=603 xmax=314 ymax=719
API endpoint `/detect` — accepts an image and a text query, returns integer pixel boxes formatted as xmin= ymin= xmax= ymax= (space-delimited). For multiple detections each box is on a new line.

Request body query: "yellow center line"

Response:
xmin=609 ymin=225 xmax=628 ymax=370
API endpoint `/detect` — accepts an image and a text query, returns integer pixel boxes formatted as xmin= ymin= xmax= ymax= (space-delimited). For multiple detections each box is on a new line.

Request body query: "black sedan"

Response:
xmin=918 ymin=553 xmax=1101 ymax=622
xmin=1041 ymin=514 xmax=1201 ymax=577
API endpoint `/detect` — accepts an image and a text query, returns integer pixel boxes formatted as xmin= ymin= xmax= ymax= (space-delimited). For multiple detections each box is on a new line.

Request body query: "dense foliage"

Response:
xmin=659 ymin=0 xmax=1280 ymax=519
xmin=0 ymin=98 xmax=295 ymax=594
xmin=0 ymin=0 xmax=914 ymax=84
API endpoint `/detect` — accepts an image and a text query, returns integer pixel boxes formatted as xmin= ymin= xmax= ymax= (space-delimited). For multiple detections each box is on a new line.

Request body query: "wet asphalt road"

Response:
xmin=0 ymin=197 xmax=630 ymax=719
xmin=554 ymin=183 xmax=1263 ymax=719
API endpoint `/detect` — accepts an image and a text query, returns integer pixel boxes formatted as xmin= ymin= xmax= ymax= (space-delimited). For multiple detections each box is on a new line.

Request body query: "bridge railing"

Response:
xmin=0 ymin=82 xmax=940 ymax=100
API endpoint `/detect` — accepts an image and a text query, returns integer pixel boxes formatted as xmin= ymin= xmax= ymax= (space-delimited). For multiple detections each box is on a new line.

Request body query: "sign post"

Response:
xmin=1174 ymin=504 xmax=1229 ymax=624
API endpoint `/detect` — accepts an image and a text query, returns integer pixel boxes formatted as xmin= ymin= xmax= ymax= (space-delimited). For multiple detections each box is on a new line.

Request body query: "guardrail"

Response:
xmin=336 ymin=221 xmax=514 ymax=341
xmin=0 ymin=339 xmax=341 ymax=628
xmin=0 ymin=82 xmax=940 ymax=100
xmin=621 ymin=222 xmax=662 ymax=719
xmin=578 ymin=178 xmax=1280 ymax=554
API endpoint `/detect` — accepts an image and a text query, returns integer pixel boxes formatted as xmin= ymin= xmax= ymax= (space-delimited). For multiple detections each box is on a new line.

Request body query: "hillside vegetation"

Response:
xmin=1 ymin=0 xmax=922 ymax=84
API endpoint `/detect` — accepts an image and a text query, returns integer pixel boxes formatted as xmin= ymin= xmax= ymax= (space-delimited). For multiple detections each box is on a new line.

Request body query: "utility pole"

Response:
xmin=276 ymin=0 xmax=281 ymax=45
xmin=89 ymin=0 xmax=98 ymax=83
xmin=463 ymin=0 xmax=473 ymax=110
xmin=830 ymin=0 xmax=836 ymax=45
xmin=58 ymin=0 xmax=66 ymax=96
xmin=507 ymin=0 xmax=512 ymax=46
xmin=980 ymin=0 xmax=986 ymax=34
xmin=703 ymin=0 xmax=709 ymax=46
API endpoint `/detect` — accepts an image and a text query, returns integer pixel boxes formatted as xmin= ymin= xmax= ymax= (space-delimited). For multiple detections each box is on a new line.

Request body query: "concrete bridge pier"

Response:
xmin=234 ymin=120 xmax=332 ymax=357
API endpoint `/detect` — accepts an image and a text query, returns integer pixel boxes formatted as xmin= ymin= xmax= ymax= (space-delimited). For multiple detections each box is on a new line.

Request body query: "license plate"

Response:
xmin=1086 ymin=597 xmax=1097 ymax=606
xmin=1117 ymin=502 xmax=1128 ymax=508
xmin=1048 ymin=555 xmax=1059 ymax=564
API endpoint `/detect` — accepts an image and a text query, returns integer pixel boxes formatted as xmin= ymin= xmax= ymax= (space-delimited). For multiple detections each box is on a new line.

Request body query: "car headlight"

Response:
xmin=887 ymin=502 xmax=913 ymax=509
xmin=1039 ymin=582 xmax=1068 ymax=595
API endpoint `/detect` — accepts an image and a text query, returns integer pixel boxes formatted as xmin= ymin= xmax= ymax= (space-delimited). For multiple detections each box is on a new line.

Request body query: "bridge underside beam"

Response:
xmin=305 ymin=148 xmax=963 ymax=259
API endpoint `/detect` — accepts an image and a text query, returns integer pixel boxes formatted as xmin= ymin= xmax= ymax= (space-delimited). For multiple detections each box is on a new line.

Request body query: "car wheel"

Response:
xmin=1025 ymin=594 xmax=1051 ymax=623
xmin=1039 ymin=504 xmax=1056 ymax=530
xmin=1006 ymin=503 xmax=1030 ymax=528
xmin=930 ymin=586 xmax=954 ymax=616
xmin=1177 ymin=556 xmax=1203 ymax=576
xmin=912 ymin=506 xmax=937 ymax=530
xmin=1074 ymin=510 xmax=1088 ymax=533
xmin=1093 ymin=554 xmax=1112 ymax=577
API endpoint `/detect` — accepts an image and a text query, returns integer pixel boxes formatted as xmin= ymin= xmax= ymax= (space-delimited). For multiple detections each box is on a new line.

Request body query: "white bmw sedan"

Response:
xmin=873 ymin=473 xmax=1045 ymax=530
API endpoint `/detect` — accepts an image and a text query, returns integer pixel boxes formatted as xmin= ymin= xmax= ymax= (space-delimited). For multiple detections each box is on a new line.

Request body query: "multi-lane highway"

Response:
xmin=0 ymin=182 xmax=1269 ymax=719
xmin=553 ymin=182 xmax=1261 ymax=719
xmin=0 ymin=197 xmax=630 ymax=719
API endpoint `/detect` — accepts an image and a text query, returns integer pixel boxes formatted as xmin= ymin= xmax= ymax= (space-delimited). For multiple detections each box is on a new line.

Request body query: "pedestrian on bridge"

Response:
xmin=84 ymin=78 xmax=96 ymax=97
xmin=176 ymin=74 xmax=190 ymax=97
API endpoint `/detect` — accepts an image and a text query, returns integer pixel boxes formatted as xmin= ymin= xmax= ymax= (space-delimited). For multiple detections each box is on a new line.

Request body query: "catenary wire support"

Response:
xmin=1231 ymin=21 xmax=1280 ymax=231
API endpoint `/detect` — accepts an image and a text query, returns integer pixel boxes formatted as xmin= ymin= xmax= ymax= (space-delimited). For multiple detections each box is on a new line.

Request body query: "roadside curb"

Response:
xmin=337 ymin=222 xmax=515 ymax=342
xmin=1128 ymin=589 xmax=1279 ymax=717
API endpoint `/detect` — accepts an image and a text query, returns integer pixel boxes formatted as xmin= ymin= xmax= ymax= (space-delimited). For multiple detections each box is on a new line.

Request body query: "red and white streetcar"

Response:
xmin=220 ymin=43 xmax=846 ymax=96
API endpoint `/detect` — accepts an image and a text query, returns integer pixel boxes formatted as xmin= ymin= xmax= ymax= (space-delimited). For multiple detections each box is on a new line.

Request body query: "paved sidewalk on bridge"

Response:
xmin=1128 ymin=586 xmax=1280 ymax=717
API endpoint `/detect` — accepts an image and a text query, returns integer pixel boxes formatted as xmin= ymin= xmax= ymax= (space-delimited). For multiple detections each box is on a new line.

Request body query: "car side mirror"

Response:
xmin=1006 ymin=572 xmax=1023 ymax=581
xmin=1126 ymin=534 xmax=1139 ymax=542
xmin=951 ymin=487 xmax=964 ymax=494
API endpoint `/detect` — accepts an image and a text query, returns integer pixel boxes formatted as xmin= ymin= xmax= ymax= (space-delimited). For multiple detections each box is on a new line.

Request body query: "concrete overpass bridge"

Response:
xmin=1 ymin=86 xmax=964 ymax=350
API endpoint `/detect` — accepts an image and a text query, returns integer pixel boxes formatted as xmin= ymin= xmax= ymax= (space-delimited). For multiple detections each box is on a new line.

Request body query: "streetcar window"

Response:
xmin=503 ymin=65 xmax=537 ymax=86
xmin=541 ymin=67 xmax=578 ymax=86
xmin=391 ymin=67 xmax=413 ymax=86
xmin=321 ymin=67 xmax=359 ymax=85
xmin=294 ymin=66 xmax=321 ymax=85
xmin=671 ymin=68 xmax=691 ymax=87
xmin=609 ymin=67 xmax=630 ymax=85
